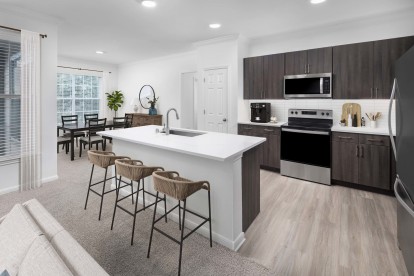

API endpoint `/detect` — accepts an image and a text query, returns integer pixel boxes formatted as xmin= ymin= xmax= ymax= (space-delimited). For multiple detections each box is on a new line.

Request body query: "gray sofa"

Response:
xmin=0 ymin=199 xmax=109 ymax=276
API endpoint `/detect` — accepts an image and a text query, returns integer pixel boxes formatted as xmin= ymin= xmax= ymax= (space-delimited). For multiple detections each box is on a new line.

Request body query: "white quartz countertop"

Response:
xmin=99 ymin=125 xmax=266 ymax=162
xmin=238 ymin=121 xmax=286 ymax=127
xmin=331 ymin=126 xmax=395 ymax=136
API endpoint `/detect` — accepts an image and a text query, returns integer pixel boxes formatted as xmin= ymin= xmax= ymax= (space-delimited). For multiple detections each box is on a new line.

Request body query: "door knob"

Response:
xmin=223 ymin=118 xmax=227 ymax=122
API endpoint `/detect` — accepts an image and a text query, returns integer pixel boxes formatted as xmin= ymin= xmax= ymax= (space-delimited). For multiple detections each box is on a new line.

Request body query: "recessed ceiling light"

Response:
xmin=209 ymin=23 xmax=221 ymax=29
xmin=310 ymin=0 xmax=326 ymax=4
xmin=96 ymin=50 xmax=105 ymax=55
xmin=141 ymin=0 xmax=157 ymax=8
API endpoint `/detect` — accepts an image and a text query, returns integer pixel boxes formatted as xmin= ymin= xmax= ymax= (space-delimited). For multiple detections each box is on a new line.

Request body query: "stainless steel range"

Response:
xmin=281 ymin=109 xmax=333 ymax=185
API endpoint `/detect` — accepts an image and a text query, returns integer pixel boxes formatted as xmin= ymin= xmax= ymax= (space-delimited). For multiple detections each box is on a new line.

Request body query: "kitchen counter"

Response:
xmin=331 ymin=125 xmax=395 ymax=136
xmin=99 ymin=125 xmax=265 ymax=162
xmin=238 ymin=121 xmax=285 ymax=127
xmin=99 ymin=125 xmax=265 ymax=251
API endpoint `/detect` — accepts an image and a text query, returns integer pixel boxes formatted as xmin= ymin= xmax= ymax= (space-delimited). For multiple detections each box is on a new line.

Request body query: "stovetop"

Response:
xmin=282 ymin=109 xmax=333 ymax=131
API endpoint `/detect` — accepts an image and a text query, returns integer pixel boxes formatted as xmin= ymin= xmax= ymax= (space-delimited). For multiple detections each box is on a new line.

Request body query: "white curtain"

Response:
xmin=20 ymin=30 xmax=41 ymax=191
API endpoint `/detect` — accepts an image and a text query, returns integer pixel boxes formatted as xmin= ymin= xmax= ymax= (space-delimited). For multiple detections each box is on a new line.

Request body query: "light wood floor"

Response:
xmin=238 ymin=170 xmax=408 ymax=276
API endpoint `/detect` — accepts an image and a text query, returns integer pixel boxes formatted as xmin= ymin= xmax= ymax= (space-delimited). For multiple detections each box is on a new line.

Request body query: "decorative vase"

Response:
xmin=370 ymin=120 xmax=377 ymax=128
xmin=149 ymin=104 xmax=157 ymax=115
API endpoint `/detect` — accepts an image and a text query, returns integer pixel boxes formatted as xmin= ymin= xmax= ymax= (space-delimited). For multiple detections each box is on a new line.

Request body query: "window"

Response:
xmin=0 ymin=34 xmax=21 ymax=162
xmin=57 ymin=73 xmax=101 ymax=125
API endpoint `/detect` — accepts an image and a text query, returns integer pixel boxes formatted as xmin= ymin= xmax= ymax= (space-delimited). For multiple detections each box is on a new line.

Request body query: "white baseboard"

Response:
xmin=0 ymin=185 xmax=19 ymax=196
xmin=42 ymin=175 xmax=58 ymax=184
xmin=112 ymin=184 xmax=244 ymax=251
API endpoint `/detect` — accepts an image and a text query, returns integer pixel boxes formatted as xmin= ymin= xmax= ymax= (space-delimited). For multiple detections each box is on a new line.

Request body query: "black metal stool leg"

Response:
xmin=147 ymin=191 xmax=159 ymax=258
xmin=98 ymin=168 xmax=108 ymax=221
xmin=131 ymin=180 xmax=134 ymax=204
xmin=111 ymin=176 xmax=122 ymax=230
xmin=178 ymin=200 xmax=181 ymax=230
xmin=164 ymin=194 xmax=167 ymax=223
xmin=178 ymin=199 xmax=186 ymax=276
xmin=84 ymin=164 xmax=94 ymax=210
xmin=131 ymin=179 xmax=141 ymax=245
xmin=208 ymin=190 xmax=212 ymax=247
xmin=142 ymin=178 xmax=146 ymax=209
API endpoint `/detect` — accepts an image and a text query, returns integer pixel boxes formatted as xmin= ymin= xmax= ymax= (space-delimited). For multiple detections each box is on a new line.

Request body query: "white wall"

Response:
xmin=57 ymin=56 xmax=119 ymax=119
xmin=118 ymin=52 xmax=197 ymax=128
xmin=0 ymin=7 xmax=58 ymax=194
xmin=249 ymin=7 xmax=414 ymax=57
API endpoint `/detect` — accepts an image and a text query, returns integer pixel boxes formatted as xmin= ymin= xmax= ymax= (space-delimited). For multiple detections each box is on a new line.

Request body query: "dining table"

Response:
xmin=57 ymin=120 xmax=115 ymax=161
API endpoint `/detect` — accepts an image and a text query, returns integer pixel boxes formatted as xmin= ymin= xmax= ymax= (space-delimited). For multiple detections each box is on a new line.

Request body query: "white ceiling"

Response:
xmin=2 ymin=0 xmax=414 ymax=65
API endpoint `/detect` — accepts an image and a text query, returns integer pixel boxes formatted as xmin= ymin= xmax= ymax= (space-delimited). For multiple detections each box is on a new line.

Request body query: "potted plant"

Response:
xmin=106 ymin=90 xmax=124 ymax=117
xmin=147 ymin=93 xmax=159 ymax=115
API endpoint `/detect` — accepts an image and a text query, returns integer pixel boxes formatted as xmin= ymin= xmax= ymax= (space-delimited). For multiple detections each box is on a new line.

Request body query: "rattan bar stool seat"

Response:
xmin=84 ymin=150 xmax=132 ymax=221
xmin=111 ymin=159 xmax=168 ymax=245
xmin=147 ymin=171 xmax=212 ymax=276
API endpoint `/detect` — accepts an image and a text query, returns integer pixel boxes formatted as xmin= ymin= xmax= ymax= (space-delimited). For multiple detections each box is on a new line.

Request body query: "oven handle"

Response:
xmin=282 ymin=128 xmax=330 ymax=136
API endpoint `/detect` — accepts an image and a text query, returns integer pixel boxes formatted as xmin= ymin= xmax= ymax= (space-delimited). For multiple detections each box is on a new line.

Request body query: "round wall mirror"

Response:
xmin=139 ymin=85 xmax=155 ymax=109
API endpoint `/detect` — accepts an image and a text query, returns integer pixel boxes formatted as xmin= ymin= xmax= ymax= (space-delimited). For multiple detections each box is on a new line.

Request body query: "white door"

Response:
xmin=180 ymin=72 xmax=196 ymax=129
xmin=204 ymin=68 xmax=228 ymax=133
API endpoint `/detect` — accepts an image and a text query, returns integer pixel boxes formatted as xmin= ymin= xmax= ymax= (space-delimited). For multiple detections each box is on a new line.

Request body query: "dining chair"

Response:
xmin=61 ymin=115 xmax=85 ymax=147
xmin=125 ymin=113 xmax=133 ymax=128
xmin=102 ymin=117 xmax=127 ymax=146
xmin=79 ymin=118 xmax=107 ymax=157
xmin=84 ymin=113 xmax=99 ymax=126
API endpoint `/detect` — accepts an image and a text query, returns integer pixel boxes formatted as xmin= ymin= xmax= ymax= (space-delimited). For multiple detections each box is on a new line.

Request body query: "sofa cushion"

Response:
xmin=0 ymin=204 xmax=42 ymax=276
xmin=51 ymin=230 xmax=109 ymax=276
xmin=22 ymin=199 xmax=64 ymax=241
xmin=19 ymin=235 xmax=73 ymax=276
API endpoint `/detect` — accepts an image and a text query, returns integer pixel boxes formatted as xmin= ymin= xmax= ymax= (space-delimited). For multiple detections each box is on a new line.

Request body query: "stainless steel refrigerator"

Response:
xmin=389 ymin=45 xmax=414 ymax=276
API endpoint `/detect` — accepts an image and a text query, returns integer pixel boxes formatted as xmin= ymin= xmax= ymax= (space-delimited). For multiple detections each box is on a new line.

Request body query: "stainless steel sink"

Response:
xmin=169 ymin=129 xmax=205 ymax=137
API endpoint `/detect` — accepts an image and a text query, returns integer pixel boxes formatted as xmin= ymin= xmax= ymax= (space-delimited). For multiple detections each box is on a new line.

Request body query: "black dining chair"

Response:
xmin=61 ymin=115 xmax=85 ymax=147
xmin=103 ymin=117 xmax=127 ymax=147
xmin=84 ymin=113 xmax=99 ymax=126
xmin=125 ymin=113 xmax=133 ymax=128
xmin=79 ymin=118 xmax=107 ymax=157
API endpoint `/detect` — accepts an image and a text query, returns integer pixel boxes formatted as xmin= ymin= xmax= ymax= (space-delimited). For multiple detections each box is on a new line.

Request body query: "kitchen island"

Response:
xmin=99 ymin=125 xmax=265 ymax=250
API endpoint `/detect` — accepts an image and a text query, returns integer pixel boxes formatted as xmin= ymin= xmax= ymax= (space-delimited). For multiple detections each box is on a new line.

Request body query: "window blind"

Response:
xmin=0 ymin=29 xmax=21 ymax=162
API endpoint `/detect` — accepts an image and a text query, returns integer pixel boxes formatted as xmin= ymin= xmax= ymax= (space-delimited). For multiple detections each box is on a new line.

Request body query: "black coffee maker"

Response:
xmin=250 ymin=103 xmax=271 ymax=123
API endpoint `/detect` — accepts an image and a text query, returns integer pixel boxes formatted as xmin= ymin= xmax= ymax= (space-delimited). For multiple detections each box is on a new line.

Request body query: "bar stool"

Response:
xmin=111 ymin=159 xmax=168 ymax=245
xmin=147 ymin=171 xmax=212 ymax=276
xmin=85 ymin=150 xmax=132 ymax=220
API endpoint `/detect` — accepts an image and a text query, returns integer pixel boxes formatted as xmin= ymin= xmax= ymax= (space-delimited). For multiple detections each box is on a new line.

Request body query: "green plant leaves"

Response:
xmin=106 ymin=90 xmax=124 ymax=112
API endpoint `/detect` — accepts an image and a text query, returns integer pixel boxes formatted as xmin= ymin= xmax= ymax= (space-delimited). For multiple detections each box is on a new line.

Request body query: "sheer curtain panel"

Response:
xmin=20 ymin=30 xmax=41 ymax=191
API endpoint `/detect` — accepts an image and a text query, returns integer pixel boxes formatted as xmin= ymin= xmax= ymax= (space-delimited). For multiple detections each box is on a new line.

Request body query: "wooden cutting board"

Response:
xmin=341 ymin=103 xmax=361 ymax=127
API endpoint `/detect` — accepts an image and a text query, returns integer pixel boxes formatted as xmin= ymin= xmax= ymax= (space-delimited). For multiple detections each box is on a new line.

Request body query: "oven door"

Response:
xmin=281 ymin=128 xmax=331 ymax=168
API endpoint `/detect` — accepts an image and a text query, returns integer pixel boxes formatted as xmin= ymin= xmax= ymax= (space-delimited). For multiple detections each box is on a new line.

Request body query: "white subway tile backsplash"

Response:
xmin=246 ymin=99 xmax=396 ymax=130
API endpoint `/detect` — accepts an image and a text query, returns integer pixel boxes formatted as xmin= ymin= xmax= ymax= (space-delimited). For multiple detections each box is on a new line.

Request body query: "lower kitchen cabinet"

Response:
xmin=332 ymin=132 xmax=392 ymax=190
xmin=238 ymin=124 xmax=280 ymax=170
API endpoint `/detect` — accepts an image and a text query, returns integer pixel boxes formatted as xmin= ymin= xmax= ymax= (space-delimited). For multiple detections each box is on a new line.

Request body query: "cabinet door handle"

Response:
xmin=339 ymin=136 xmax=352 ymax=139
xmin=367 ymin=139 xmax=383 ymax=143
xmin=361 ymin=146 xmax=364 ymax=158
xmin=264 ymin=129 xmax=274 ymax=132
xmin=305 ymin=64 xmax=307 ymax=74
xmin=356 ymin=145 xmax=359 ymax=157
xmin=375 ymin=88 xmax=378 ymax=99
xmin=307 ymin=64 xmax=310 ymax=74
xmin=244 ymin=127 xmax=253 ymax=130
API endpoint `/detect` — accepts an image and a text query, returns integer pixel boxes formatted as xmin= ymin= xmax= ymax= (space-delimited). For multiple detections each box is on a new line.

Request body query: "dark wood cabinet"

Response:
xmin=373 ymin=36 xmax=414 ymax=99
xmin=243 ymin=56 xmax=264 ymax=99
xmin=332 ymin=132 xmax=392 ymax=191
xmin=244 ymin=54 xmax=284 ymax=99
xmin=263 ymin=54 xmax=285 ymax=99
xmin=333 ymin=42 xmax=374 ymax=99
xmin=285 ymin=47 xmax=332 ymax=75
xmin=125 ymin=113 xmax=162 ymax=127
xmin=238 ymin=124 xmax=280 ymax=170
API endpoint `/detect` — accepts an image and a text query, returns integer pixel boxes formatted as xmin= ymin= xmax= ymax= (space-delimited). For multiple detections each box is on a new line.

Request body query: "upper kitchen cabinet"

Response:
xmin=374 ymin=36 xmax=414 ymax=99
xmin=285 ymin=47 xmax=332 ymax=75
xmin=244 ymin=54 xmax=284 ymax=99
xmin=333 ymin=42 xmax=374 ymax=99
xmin=244 ymin=56 xmax=264 ymax=99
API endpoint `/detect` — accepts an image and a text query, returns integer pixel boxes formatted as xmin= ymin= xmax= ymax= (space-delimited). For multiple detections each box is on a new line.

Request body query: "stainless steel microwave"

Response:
xmin=284 ymin=73 xmax=332 ymax=99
